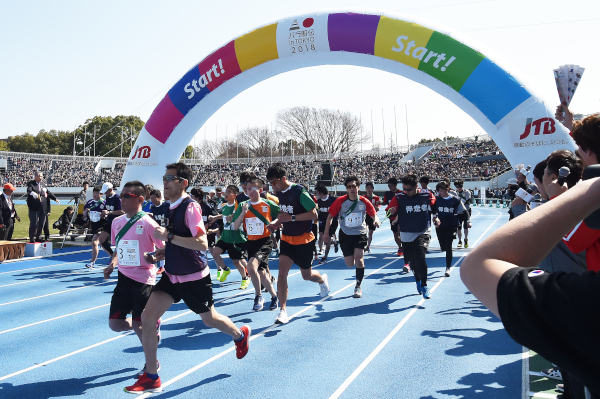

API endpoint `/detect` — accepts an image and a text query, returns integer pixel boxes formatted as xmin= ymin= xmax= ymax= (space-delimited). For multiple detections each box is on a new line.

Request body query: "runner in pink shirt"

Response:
xmin=103 ymin=180 xmax=164 ymax=378
xmin=125 ymin=163 xmax=250 ymax=394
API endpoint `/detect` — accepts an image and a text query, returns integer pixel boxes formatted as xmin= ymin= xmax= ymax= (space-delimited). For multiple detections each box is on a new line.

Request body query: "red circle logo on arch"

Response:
xmin=303 ymin=18 xmax=314 ymax=28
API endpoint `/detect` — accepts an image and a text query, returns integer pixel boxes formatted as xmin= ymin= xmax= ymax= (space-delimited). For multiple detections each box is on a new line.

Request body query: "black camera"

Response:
xmin=583 ymin=165 xmax=600 ymax=229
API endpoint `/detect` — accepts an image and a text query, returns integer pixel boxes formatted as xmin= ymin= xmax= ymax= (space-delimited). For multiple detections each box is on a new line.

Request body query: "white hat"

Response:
xmin=507 ymin=178 xmax=518 ymax=185
xmin=209 ymin=189 xmax=216 ymax=194
xmin=101 ymin=182 xmax=113 ymax=193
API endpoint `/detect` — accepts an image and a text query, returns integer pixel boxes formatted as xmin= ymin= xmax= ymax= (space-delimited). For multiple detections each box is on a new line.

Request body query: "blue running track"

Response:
xmin=0 ymin=206 xmax=525 ymax=398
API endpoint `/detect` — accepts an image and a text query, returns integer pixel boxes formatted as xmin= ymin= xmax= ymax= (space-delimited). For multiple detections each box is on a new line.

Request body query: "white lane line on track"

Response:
xmin=0 ymin=279 xmax=117 ymax=307
xmin=0 ymin=304 xmax=111 ymax=335
xmin=0 ymin=248 xmax=93 ymax=264
xmin=0 ymin=233 xmax=397 ymax=380
xmin=0 ymin=260 xmax=336 ymax=381
xmin=137 ymin=256 xmax=403 ymax=398
xmin=0 ymin=256 xmax=110 ymax=275
xmin=0 ymin=269 xmax=103 ymax=288
xmin=328 ymin=210 xmax=502 ymax=399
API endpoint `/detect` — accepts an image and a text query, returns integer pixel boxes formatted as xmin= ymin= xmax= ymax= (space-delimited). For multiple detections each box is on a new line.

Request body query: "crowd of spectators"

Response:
xmin=1 ymin=157 xmax=127 ymax=188
xmin=0 ymin=139 xmax=509 ymax=188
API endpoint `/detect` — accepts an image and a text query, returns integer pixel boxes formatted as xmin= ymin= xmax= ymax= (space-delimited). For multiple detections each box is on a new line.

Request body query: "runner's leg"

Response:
xmin=140 ymin=291 xmax=174 ymax=375
xmin=277 ymin=255 xmax=294 ymax=310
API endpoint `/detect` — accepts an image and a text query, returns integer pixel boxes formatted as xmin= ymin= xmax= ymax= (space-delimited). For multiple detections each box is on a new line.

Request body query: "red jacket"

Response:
xmin=563 ymin=220 xmax=600 ymax=272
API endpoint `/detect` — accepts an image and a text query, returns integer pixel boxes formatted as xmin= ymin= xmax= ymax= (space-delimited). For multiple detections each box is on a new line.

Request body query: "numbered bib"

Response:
xmin=117 ymin=240 xmax=140 ymax=266
xmin=89 ymin=211 xmax=101 ymax=222
xmin=245 ymin=217 xmax=265 ymax=236
xmin=223 ymin=215 xmax=234 ymax=230
xmin=345 ymin=212 xmax=362 ymax=228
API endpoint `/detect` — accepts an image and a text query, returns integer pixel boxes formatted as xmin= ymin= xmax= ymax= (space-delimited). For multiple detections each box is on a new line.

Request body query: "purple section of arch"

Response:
xmin=327 ymin=13 xmax=380 ymax=55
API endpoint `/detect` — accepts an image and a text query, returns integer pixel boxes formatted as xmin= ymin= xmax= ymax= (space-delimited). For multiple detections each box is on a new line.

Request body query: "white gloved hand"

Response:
xmin=30 ymin=192 xmax=39 ymax=199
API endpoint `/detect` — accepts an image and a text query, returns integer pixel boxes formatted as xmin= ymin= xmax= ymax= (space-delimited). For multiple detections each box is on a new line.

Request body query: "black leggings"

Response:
xmin=402 ymin=234 xmax=430 ymax=286
xmin=436 ymin=226 xmax=457 ymax=268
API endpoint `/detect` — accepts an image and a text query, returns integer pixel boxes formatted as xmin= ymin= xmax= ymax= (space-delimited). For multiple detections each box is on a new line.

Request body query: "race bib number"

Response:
xmin=345 ymin=212 xmax=362 ymax=228
xmin=223 ymin=215 xmax=234 ymax=230
xmin=89 ymin=211 xmax=101 ymax=222
xmin=245 ymin=217 xmax=265 ymax=236
xmin=117 ymin=240 xmax=140 ymax=266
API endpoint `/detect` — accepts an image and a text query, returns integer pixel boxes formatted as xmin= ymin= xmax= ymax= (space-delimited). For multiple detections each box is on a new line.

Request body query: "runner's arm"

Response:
xmin=461 ymin=177 xmax=600 ymax=318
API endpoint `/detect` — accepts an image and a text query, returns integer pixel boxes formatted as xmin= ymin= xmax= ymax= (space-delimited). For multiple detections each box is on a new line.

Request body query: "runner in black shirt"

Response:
xmin=315 ymin=183 xmax=339 ymax=263
xmin=381 ymin=177 xmax=403 ymax=257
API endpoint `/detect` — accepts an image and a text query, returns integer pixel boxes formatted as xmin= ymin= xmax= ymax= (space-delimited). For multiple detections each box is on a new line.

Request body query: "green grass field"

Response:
xmin=12 ymin=204 xmax=72 ymax=240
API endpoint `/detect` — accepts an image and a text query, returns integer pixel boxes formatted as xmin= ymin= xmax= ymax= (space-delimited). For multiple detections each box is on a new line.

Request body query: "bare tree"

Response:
xmin=276 ymin=107 xmax=367 ymax=156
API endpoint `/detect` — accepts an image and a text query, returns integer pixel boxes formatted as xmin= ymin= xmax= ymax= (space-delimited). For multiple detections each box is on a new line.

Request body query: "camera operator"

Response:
xmin=460 ymin=175 xmax=600 ymax=399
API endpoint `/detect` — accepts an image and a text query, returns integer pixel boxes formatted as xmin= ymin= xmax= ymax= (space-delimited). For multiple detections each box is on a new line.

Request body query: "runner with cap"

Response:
xmin=454 ymin=180 xmax=472 ymax=248
xmin=124 ymin=162 xmax=250 ymax=394
xmin=266 ymin=163 xmax=330 ymax=325
xmin=86 ymin=183 xmax=122 ymax=268
xmin=324 ymin=176 xmax=379 ymax=298
xmin=84 ymin=186 xmax=108 ymax=268
xmin=103 ymin=180 xmax=165 ymax=378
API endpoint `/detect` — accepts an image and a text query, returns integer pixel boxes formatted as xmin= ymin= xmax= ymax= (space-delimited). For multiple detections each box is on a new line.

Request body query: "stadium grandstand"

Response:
xmin=0 ymin=135 xmax=509 ymax=189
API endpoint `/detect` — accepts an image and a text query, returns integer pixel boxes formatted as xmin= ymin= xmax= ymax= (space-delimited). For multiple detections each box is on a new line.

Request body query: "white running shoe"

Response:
xmin=319 ymin=274 xmax=330 ymax=298
xmin=275 ymin=309 xmax=289 ymax=324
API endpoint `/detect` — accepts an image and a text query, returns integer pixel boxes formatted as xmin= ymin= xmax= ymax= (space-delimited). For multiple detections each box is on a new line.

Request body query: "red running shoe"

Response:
xmin=124 ymin=373 xmax=162 ymax=394
xmin=235 ymin=325 xmax=251 ymax=359
xmin=156 ymin=267 xmax=164 ymax=275
xmin=397 ymin=249 xmax=404 ymax=256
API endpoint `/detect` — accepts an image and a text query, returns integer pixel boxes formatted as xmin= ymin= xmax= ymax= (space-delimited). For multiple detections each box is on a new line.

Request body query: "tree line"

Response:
xmin=3 ymin=107 xmax=369 ymax=160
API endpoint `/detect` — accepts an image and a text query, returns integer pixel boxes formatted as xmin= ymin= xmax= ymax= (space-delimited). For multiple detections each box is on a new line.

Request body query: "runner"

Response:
xmin=381 ymin=177 xmax=403 ymax=257
xmin=419 ymin=176 xmax=431 ymax=192
xmin=149 ymin=189 xmax=170 ymax=274
xmin=387 ymin=174 xmax=436 ymax=299
xmin=190 ymin=188 xmax=222 ymax=278
xmin=125 ymin=162 xmax=250 ymax=394
xmin=364 ymin=181 xmax=380 ymax=253
xmin=315 ymin=183 xmax=339 ymax=263
xmin=103 ymin=180 xmax=164 ymax=377
xmin=232 ymin=177 xmax=278 ymax=311
xmin=236 ymin=171 xmax=252 ymax=204
xmin=432 ymin=180 xmax=470 ymax=277
xmin=324 ymin=176 xmax=379 ymax=298
xmin=83 ymin=186 xmax=108 ymax=268
xmin=142 ymin=184 xmax=154 ymax=212
xmin=454 ymin=181 xmax=472 ymax=248
xmin=266 ymin=163 xmax=330 ymax=325
xmin=98 ymin=183 xmax=123 ymax=259
xmin=212 ymin=184 xmax=251 ymax=290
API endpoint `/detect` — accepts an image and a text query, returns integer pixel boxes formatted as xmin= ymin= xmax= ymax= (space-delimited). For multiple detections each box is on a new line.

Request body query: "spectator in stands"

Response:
xmin=26 ymin=171 xmax=60 ymax=243
xmin=0 ymin=183 xmax=20 ymax=240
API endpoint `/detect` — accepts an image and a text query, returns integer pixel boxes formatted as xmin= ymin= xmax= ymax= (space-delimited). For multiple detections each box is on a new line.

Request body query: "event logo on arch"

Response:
xmin=131 ymin=145 xmax=151 ymax=160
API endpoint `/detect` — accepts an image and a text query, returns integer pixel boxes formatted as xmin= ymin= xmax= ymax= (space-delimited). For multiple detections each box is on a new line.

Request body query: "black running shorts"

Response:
xmin=339 ymin=230 xmax=368 ymax=257
xmin=152 ymin=273 xmax=214 ymax=315
xmin=214 ymin=239 xmax=247 ymax=261
xmin=109 ymin=271 xmax=153 ymax=322
xmin=280 ymin=239 xmax=315 ymax=270
xmin=246 ymin=236 xmax=272 ymax=271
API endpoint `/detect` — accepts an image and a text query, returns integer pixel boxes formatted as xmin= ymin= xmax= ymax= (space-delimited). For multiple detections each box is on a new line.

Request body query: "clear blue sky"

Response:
xmin=1 ymin=0 xmax=598 ymax=151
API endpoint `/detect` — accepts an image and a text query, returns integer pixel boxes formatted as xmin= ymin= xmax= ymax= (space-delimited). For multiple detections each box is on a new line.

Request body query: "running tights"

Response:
xmin=436 ymin=226 xmax=456 ymax=268
xmin=402 ymin=234 xmax=431 ymax=286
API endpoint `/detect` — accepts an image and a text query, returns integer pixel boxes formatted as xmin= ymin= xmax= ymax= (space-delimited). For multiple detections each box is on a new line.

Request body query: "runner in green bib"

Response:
xmin=212 ymin=185 xmax=250 ymax=289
